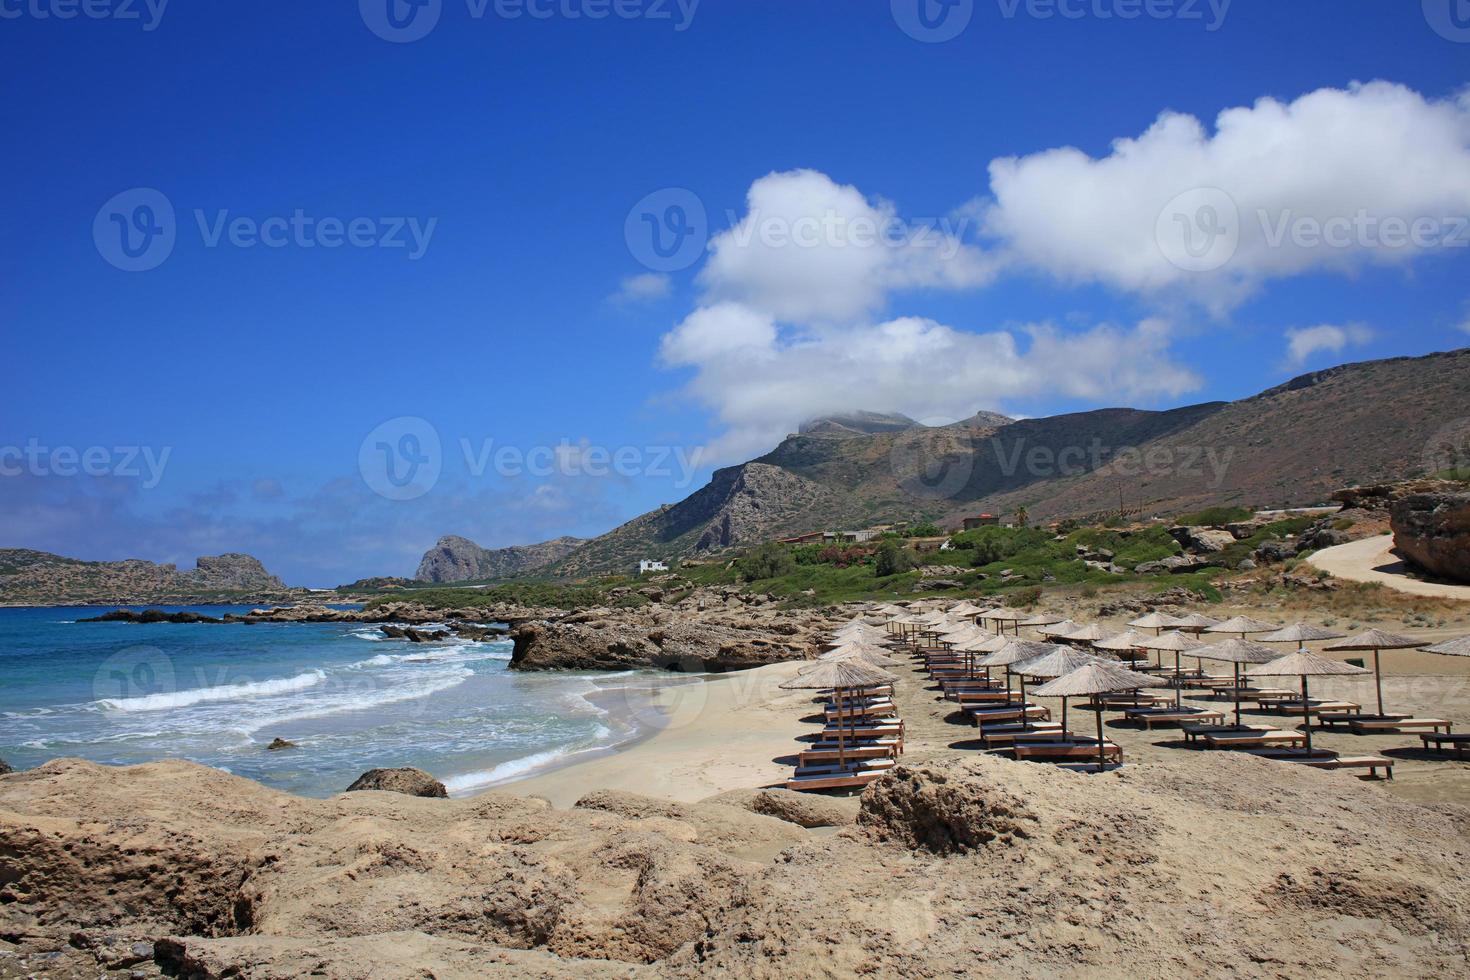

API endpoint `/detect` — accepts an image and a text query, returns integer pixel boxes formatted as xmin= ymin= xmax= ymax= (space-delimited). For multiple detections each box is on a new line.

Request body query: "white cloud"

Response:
xmin=610 ymin=272 xmax=672 ymax=304
xmin=1283 ymin=324 xmax=1374 ymax=367
xmin=661 ymin=304 xmax=1200 ymax=461
xmin=981 ymin=81 xmax=1470 ymax=308
xmin=699 ymin=169 xmax=997 ymax=323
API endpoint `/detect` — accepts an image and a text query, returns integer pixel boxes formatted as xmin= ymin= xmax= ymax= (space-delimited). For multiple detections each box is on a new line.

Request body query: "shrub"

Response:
xmin=1175 ymin=505 xmax=1253 ymax=527
xmin=875 ymin=539 xmax=917 ymax=577
xmin=737 ymin=543 xmax=796 ymax=581
xmin=907 ymin=521 xmax=944 ymax=537
xmin=1005 ymin=586 xmax=1042 ymax=608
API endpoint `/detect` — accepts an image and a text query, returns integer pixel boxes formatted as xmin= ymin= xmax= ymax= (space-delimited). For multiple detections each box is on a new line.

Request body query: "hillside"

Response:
xmin=414 ymin=534 xmax=587 ymax=583
xmin=0 ymin=551 xmax=289 ymax=605
xmin=549 ymin=347 xmax=1470 ymax=576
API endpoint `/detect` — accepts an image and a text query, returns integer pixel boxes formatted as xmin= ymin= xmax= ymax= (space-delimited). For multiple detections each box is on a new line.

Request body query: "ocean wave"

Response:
xmin=235 ymin=666 xmax=474 ymax=734
xmin=95 ymin=670 xmax=327 ymax=713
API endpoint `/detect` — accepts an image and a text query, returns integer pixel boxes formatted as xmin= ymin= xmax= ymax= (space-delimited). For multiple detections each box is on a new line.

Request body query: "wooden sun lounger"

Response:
xmin=965 ymin=704 xmax=1050 ymax=726
xmin=799 ymin=744 xmax=899 ymax=764
xmin=1257 ymin=699 xmax=1360 ymax=716
xmin=1420 ymin=732 xmax=1470 ymax=759
xmin=1247 ymin=749 xmax=1394 ymax=779
xmin=785 ymin=770 xmax=886 ymax=792
xmin=977 ymin=723 xmax=1067 ymax=747
xmin=1347 ymin=717 xmax=1452 ymax=735
xmin=1087 ymin=692 xmax=1172 ymax=709
xmin=1203 ymin=729 xmax=1307 ymax=750
xmin=1012 ymin=739 xmax=1123 ymax=761
xmin=792 ymin=759 xmax=895 ymax=778
xmin=1123 ymin=707 xmax=1227 ymax=730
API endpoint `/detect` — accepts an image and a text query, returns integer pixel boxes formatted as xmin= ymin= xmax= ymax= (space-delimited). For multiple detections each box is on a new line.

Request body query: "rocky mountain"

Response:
xmin=414 ymin=534 xmax=587 ymax=583
xmin=0 ymin=550 xmax=288 ymax=605
xmin=548 ymin=347 xmax=1470 ymax=576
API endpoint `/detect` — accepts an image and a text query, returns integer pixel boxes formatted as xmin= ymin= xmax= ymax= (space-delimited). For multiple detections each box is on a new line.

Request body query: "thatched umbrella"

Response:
xmin=1033 ymin=663 xmax=1167 ymax=772
xmin=984 ymin=608 xmax=1026 ymax=636
xmin=1128 ymin=611 xmax=1183 ymax=635
xmin=1425 ymin=635 xmax=1470 ymax=657
xmin=1258 ymin=623 xmax=1347 ymax=645
xmin=815 ymin=646 xmax=902 ymax=669
xmin=1192 ymin=638 xmax=1280 ymax=727
xmin=1017 ymin=611 xmax=1066 ymax=629
xmin=1140 ymin=630 xmax=1205 ymax=707
xmin=781 ymin=659 xmax=898 ymax=767
xmin=1205 ymin=615 xmax=1281 ymax=638
xmin=1061 ymin=623 xmax=1107 ymax=644
xmin=951 ymin=631 xmax=1010 ymax=678
xmin=1095 ymin=629 xmax=1148 ymax=658
xmin=1037 ymin=619 xmax=1081 ymax=639
xmin=1323 ymin=629 xmax=1428 ymax=717
xmin=975 ymin=640 xmax=1058 ymax=704
xmin=1012 ymin=647 xmax=1111 ymax=728
xmin=1247 ymin=651 xmax=1369 ymax=753
xmin=949 ymin=600 xmax=984 ymax=620
xmin=1171 ymin=613 xmax=1222 ymax=635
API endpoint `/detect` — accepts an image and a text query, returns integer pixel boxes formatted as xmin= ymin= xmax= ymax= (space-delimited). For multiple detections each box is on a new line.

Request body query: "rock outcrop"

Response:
xmin=182 ymin=553 xmax=285 ymax=591
xmin=414 ymin=534 xmax=588 ymax=583
xmin=509 ymin=619 xmax=810 ymax=673
xmin=4 ymin=755 xmax=1470 ymax=977
xmin=345 ymin=767 xmax=448 ymax=798
xmin=1392 ymin=491 xmax=1470 ymax=583
xmin=0 ymin=549 xmax=290 ymax=605
xmin=0 ymin=758 xmax=11 ymax=775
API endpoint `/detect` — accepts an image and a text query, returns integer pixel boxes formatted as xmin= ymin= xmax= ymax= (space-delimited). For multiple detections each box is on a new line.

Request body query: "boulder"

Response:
xmin=857 ymin=761 xmax=1038 ymax=855
xmin=0 ymin=758 xmax=11 ymax=775
xmin=914 ymin=579 xmax=963 ymax=591
xmin=266 ymin=738 xmax=297 ymax=751
xmin=1253 ymin=539 xmax=1297 ymax=564
xmin=345 ymin=767 xmax=447 ymax=798
xmin=1391 ymin=492 xmax=1470 ymax=583
xmin=509 ymin=619 xmax=810 ymax=673
xmin=1237 ymin=558 xmax=1258 ymax=571
xmin=1168 ymin=526 xmax=1236 ymax=554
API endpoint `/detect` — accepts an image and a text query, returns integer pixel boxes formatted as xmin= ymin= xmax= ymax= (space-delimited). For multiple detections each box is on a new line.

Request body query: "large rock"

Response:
xmin=509 ymin=619 xmax=811 ymax=672
xmin=1168 ymin=526 xmax=1237 ymax=554
xmin=1392 ymin=492 xmax=1470 ymax=583
xmin=345 ymin=767 xmax=448 ymax=798
xmin=857 ymin=762 xmax=1039 ymax=854
xmin=183 ymin=553 xmax=286 ymax=591
xmin=0 ymin=758 xmax=11 ymax=775
xmin=415 ymin=534 xmax=587 ymax=583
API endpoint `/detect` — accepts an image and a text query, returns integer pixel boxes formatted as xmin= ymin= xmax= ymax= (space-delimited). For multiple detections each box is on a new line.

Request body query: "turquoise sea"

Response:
xmin=0 ymin=605 xmax=656 ymax=797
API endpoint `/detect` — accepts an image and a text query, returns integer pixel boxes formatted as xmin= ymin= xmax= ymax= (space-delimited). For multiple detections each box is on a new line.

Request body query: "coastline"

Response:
xmin=506 ymin=660 xmax=809 ymax=807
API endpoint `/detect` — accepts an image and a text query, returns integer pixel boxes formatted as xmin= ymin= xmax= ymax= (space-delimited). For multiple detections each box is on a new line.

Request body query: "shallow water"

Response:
xmin=0 ymin=605 xmax=660 ymax=797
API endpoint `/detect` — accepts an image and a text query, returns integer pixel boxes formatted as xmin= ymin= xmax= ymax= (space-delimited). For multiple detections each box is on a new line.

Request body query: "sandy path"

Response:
xmin=1308 ymin=534 xmax=1470 ymax=599
xmin=509 ymin=661 xmax=810 ymax=807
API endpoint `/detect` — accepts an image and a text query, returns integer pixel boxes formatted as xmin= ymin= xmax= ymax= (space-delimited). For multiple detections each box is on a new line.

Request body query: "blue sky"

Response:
xmin=3 ymin=1 xmax=1468 ymax=585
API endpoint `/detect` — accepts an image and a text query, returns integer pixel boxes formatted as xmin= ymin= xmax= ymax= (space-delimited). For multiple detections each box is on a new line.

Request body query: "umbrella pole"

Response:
xmin=1373 ymin=648 xmax=1384 ymax=717
xmin=1061 ymin=695 xmax=1068 ymax=731
xmin=1233 ymin=662 xmax=1242 ymax=728
xmin=1095 ymin=708 xmax=1105 ymax=773
xmin=1174 ymin=652 xmax=1183 ymax=709
xmin=838 ymin=685 xmax=847 ymax=768
xmin=1301 ymin=675 xmax=1312 ymax=755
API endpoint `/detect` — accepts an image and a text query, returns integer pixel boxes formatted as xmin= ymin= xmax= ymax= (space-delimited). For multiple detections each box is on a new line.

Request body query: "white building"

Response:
xmin=638 ymin=559 xmax=669 ymax=575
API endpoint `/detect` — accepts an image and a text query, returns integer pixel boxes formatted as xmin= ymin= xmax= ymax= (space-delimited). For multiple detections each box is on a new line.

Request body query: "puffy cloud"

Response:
xmin=981 ymin=82 xmax=1470 ymax=308
xmin=699 ymin=169 xmax=997 ymax=322
xmin=662 ymin=305 xmax=1200 ymax=461
xmin=1283 ymin=324 xmax=1374 ymax=367
xmin=610 ymin=272 xmax=671 ymax=304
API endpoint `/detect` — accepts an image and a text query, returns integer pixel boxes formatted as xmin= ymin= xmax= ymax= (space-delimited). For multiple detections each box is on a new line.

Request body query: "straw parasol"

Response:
xmin=1323 ymin=629 xmax=1428 ymax=717
xmin=781 ymin=659 xmax=898 ymax=767
xmin=1425 ymin=635 xmax=1470 ymax=657
xmin=1140 ymin=631 xmax=1205 ymax=707
xmin=1170 ymin=613 xmax=1222 ymax=635
xmin=975 ymin=640 xmax=1058 ymax=703
xmin=1032 ymin=662 xmax=1166 ymax=772
xmin=816 ymin=645 xmax=902 ymax=668
xmin=1017 ymin=611 xmax=1066 ymax=628
xmin=1192 ymin=638 xmax=1280 ymax=727
xmin=1060 ymin=623 xmax=1106 ymax=644
xmin=1094 ymin=629 xmax=1149 ymax=658
xmin=1258 ymin=623 xmax=1347 ymax=645
xmin=950 ymin=630 xmax=1010 ymax=677
xmin=982 ymin=607 xmax=1027 ymax=635
xmin=1012 ymin=647 xmax=1111 ymax=728
xmin=1205 ymin=615 xmax=1281 ymax=638
xmin=1037 ymin=619 xmax=1081 ymax=638
xmin=948 ymin=600 xmax=984 ymax=619
xmin=1248 ymin=651 xmax=1369 ymax=754
xmin=1128 ymin=611 xmax=1183 ymax=635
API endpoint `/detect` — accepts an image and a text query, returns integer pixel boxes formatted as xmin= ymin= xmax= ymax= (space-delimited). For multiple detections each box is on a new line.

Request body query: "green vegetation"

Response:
xmin=905 ymin=521 xmax=944 ymax=537
xmin=1174 ymin=505 xmax=1253 ymax=526
xmin=736 ymin=543 xmax=797 ymax=582
xmin=874 ymin=539 xmax=917 ymax=576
